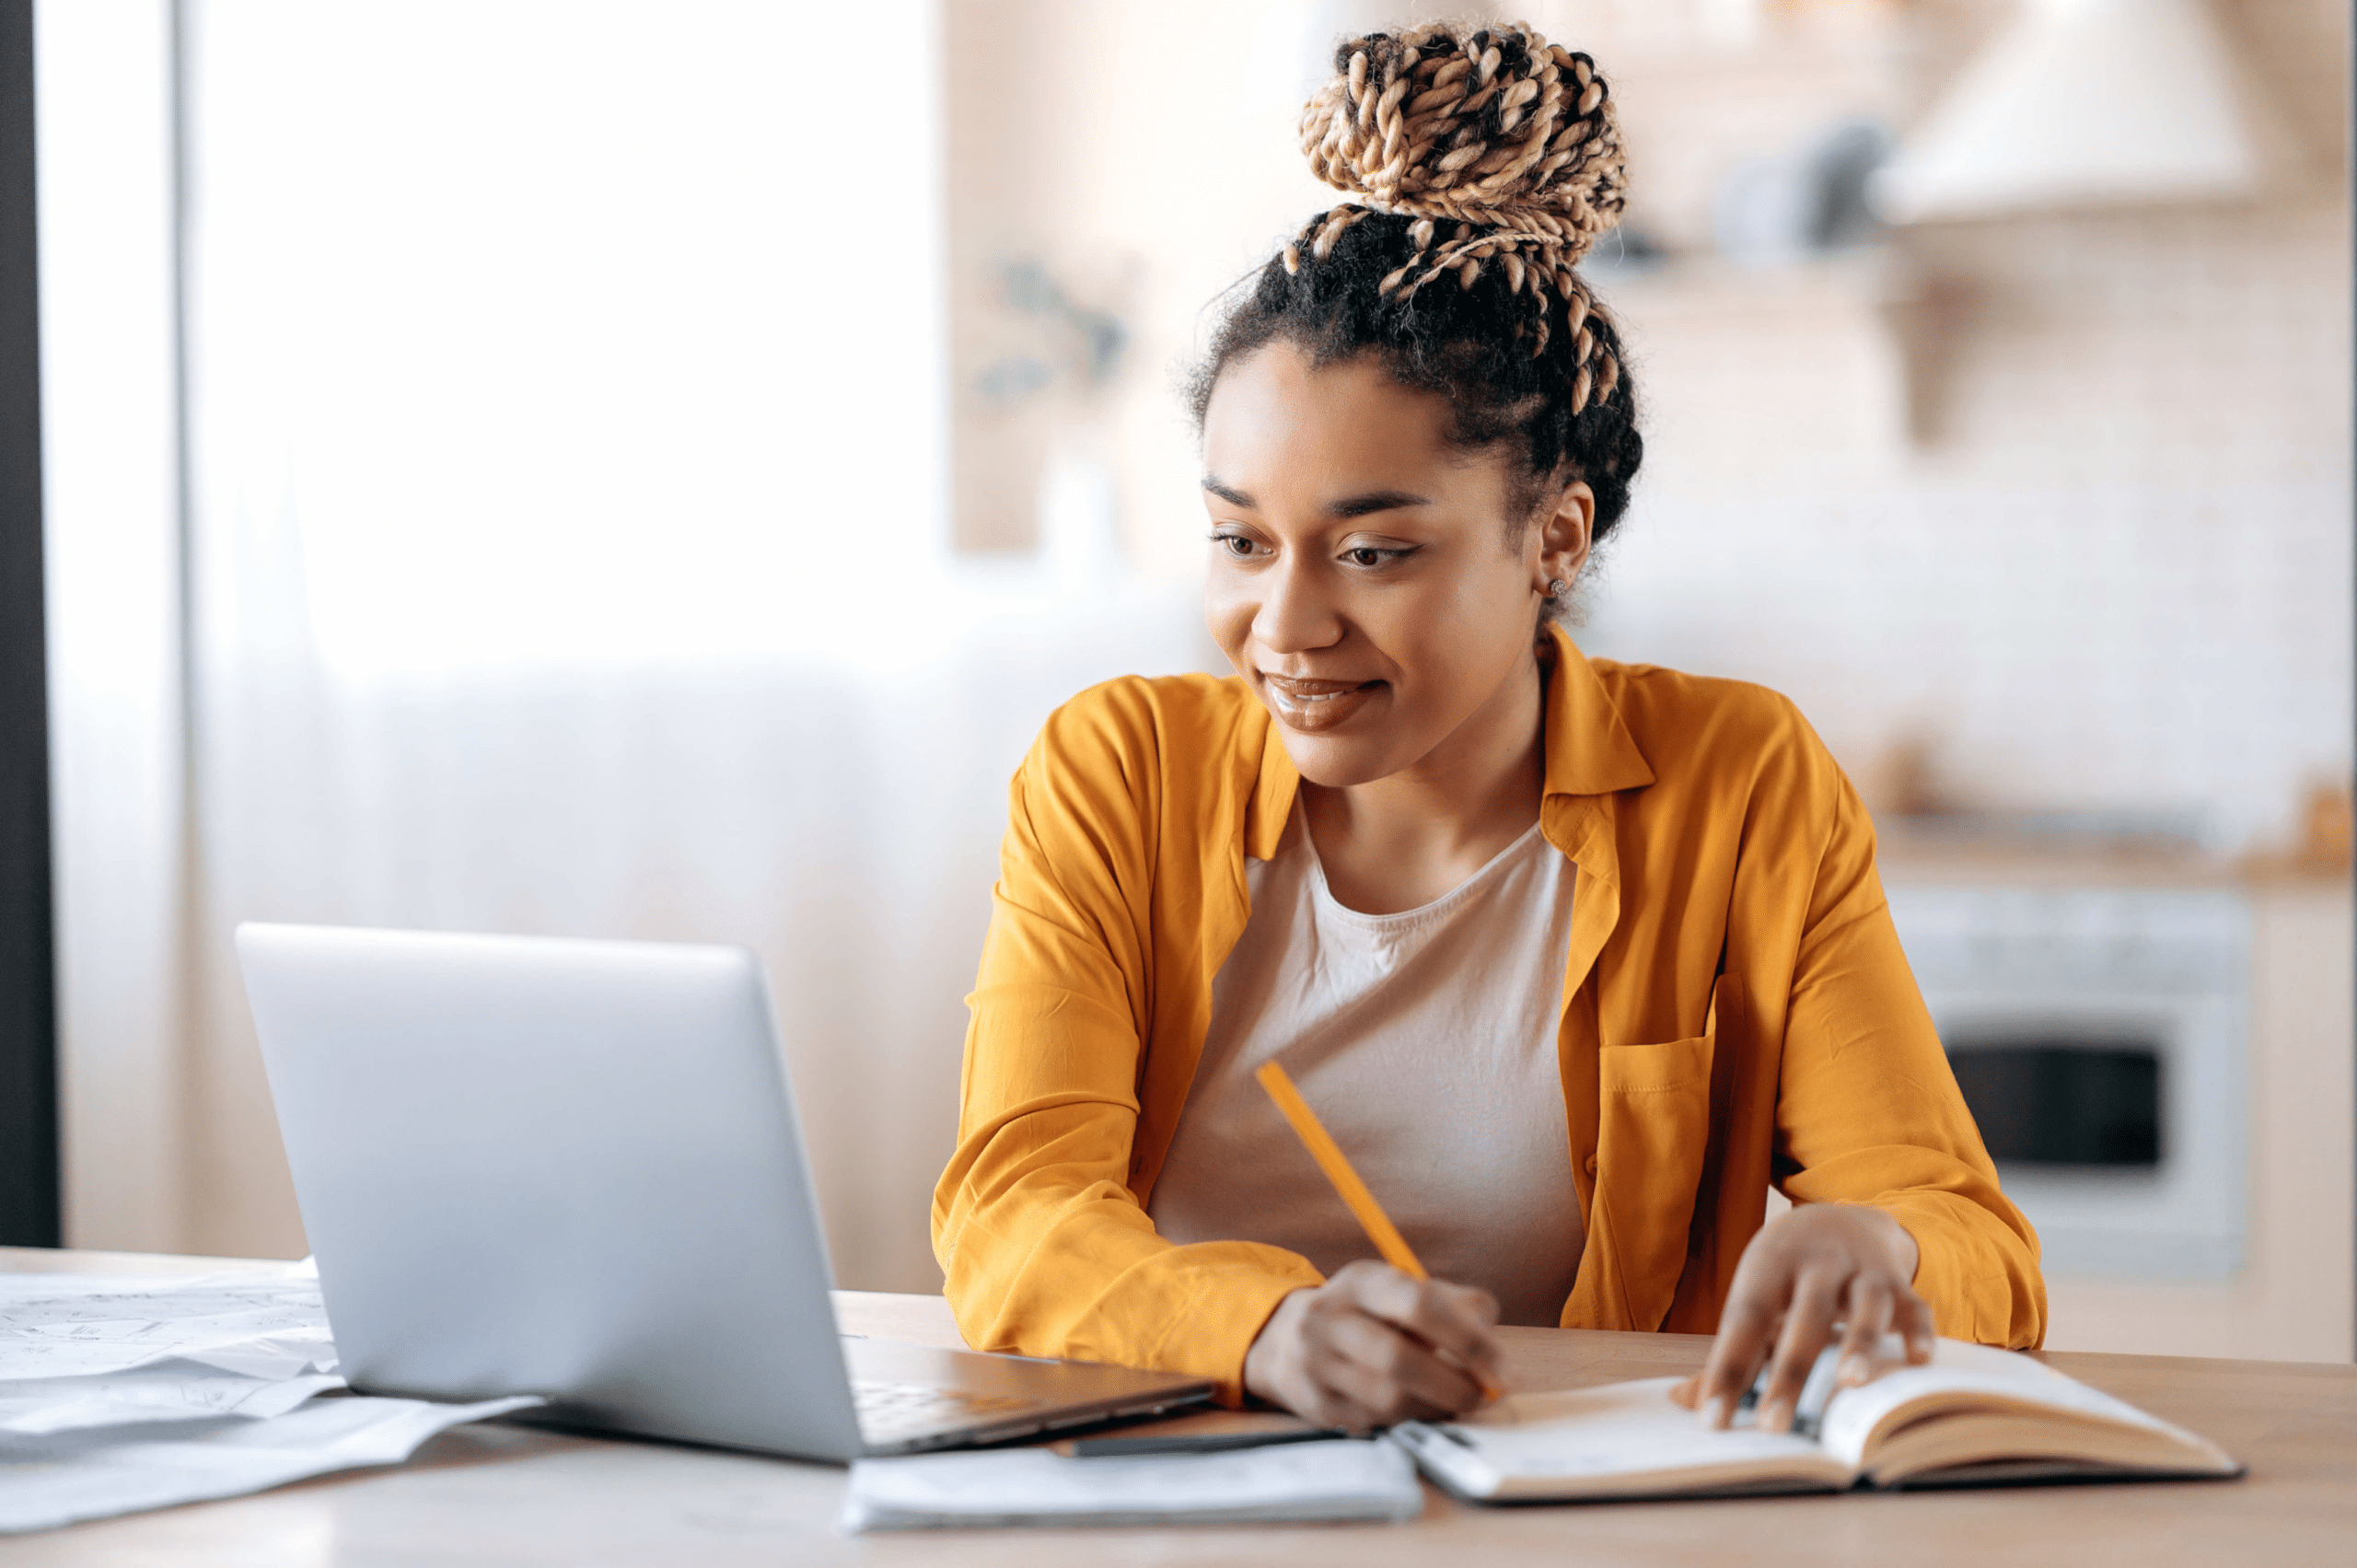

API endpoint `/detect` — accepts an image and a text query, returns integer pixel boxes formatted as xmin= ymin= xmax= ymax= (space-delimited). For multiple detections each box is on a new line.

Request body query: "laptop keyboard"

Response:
xmin=853 ymin=1379 xmax=1040 ymax=1442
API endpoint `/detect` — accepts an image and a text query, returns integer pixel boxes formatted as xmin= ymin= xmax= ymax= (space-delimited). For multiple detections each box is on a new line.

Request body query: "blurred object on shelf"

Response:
xmin=2238 ymin=781 xmax=2356 ymax=882
xmin=1887 ymin=807 xmax=2212 ymax=854
xmin=971 ymin=260 xmax=1129 ymax=411
xmin=1872 ymin=0 xmax=2260 ymax=224
xmin=1713 ymin=115 xmax=1889 ymax=266
xmin=1857 ymin=733 xmax=1945 ymax=820
xmin=955 ymin=246 xmax=1139 ymax=554
xmin=2296 ymin=782 xmax=2356 ymax=870
xmin=1862 ymin=738 xmax=2218 ymax=864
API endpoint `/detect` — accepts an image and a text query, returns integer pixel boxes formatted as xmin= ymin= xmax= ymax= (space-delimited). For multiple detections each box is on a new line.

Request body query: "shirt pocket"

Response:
xmin=1591 ymin=1028 xmax=1715 ymax=1331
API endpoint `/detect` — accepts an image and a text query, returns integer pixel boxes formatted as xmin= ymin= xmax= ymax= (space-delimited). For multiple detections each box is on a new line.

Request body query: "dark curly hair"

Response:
xmin=1188 ymin=22 xmax=1643 ymax=614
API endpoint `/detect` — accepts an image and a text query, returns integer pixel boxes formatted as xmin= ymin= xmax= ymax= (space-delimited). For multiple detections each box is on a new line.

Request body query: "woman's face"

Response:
xmin=1200 ymin=341 xmax=1590 ymax=789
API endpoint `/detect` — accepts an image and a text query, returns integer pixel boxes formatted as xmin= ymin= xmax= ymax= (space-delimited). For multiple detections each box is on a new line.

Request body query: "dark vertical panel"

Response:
xmin=0 ymin=0 xmax=58 ymax=1247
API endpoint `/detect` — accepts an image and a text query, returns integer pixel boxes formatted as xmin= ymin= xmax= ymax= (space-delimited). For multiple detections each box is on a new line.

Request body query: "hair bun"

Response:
xmin=1299 ymin=21 xmax=1626 ymax=262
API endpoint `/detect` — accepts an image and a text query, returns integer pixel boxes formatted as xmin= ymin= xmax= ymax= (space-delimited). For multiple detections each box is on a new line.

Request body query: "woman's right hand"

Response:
xmin=1241 ymin=1260 xmax=1509 ymax=1432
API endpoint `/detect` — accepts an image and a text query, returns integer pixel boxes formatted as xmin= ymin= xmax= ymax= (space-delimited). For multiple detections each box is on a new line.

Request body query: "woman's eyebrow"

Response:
xmin=1328 ymin=489 xmax=1431 ymax=518
xmin=1199 ymin=478 xmax=1433 ymax=517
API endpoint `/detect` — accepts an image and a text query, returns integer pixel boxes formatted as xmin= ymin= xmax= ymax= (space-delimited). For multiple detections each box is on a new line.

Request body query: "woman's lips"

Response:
xmin=1261 ymin=673 xmax=1387 ymax=733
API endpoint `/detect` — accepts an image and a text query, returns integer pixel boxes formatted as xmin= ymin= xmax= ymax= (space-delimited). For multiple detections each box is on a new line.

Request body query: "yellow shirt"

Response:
xmin=933 ymin=626 xmax=2044 ymax=1403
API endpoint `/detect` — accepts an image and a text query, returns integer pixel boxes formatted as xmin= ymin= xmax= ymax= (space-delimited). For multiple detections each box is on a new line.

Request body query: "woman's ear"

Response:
xmin=1536 ymin=481 xmax=1596 ymax=594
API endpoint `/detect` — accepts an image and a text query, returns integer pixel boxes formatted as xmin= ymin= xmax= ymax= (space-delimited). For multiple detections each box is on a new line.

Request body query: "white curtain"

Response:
xmin=159 ymin=0 xmax=1212 ymax=1288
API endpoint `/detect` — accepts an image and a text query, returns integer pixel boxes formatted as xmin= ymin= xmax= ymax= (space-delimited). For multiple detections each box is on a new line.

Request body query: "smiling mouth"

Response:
xmin=1260 ymin=674 xmax=1387 ymax=732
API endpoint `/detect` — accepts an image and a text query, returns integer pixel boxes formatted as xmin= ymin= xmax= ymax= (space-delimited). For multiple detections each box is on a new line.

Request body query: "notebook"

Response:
xmin=839 ymin=1438 xmax=1423 ymax=1530
xmin=1392 ymin=1338 xmax=2241 ymax=1502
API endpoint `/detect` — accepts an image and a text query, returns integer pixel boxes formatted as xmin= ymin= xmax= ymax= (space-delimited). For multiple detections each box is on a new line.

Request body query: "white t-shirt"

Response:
xmin=1147 ymin=799 xmax=1585 ymax=1327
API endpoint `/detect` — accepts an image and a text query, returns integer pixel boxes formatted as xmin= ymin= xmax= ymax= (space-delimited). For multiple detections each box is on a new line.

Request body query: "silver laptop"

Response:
xmin=236 ymin=922 xmax=1212 ymax=1461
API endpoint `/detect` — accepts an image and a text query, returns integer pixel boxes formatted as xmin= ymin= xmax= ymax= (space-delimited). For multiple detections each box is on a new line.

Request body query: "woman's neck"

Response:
xmin=1301 ymin=647 xmax=1548 ymax=914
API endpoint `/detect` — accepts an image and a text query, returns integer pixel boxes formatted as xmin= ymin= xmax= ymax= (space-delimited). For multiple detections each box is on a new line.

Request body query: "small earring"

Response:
xmin=1547 ymin=578 xmax=1569 ymax=596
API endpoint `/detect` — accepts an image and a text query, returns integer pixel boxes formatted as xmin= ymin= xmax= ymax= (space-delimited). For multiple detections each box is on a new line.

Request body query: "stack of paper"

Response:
xmin=0 ymin=1269 xmax=537 ymax=1534
xmin=841 ymin=1439 xmax=1424 ymax=1531
xmin=0 ymin=1270 xmax=339 ymax=1383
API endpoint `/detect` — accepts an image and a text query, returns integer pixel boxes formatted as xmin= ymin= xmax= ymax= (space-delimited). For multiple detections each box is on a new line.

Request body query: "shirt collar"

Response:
xmin=1539 ymin=621 xmax=1655 ymax=799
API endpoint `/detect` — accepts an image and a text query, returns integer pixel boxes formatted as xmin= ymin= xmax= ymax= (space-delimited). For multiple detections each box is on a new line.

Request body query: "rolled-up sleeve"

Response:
xmin=1773 ymin=777 xmax=2047 ymax=1348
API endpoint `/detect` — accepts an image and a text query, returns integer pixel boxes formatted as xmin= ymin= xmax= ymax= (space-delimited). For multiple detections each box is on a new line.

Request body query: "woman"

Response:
xmin=933 ymin=21 xmax=2042 ymax=1435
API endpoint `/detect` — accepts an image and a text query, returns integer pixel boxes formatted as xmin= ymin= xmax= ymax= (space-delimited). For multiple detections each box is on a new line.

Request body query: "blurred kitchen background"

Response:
xmin=36 ymin=0 xmax=2351 ymax=1358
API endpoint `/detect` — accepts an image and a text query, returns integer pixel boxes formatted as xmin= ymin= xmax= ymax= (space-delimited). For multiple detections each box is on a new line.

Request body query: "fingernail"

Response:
xmin=1759 ymin=1398 xmax=1792 ymax=1434
xmin=1837 ymin=1354 xmax=1870 ymax=1387
xmin=1701 ymin=1395 xmax=1729 ymax=1430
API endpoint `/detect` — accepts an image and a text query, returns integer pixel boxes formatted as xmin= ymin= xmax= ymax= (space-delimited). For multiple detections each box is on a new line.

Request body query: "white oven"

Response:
xmin=1882 ymin=884 xmax=2250 ymax=1283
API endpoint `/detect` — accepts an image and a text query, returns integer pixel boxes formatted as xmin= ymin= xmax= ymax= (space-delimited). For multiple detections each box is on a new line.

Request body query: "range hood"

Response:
xmin=1871 ymin=0 xmax=2259 ymax=223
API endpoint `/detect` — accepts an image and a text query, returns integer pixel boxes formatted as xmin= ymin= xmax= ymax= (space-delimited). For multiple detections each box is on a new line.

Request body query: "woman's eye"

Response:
xmin=1211 ymin=532 xmax=1259 ymax=559
xmin=1344 ymin=545 xmax=1411 ymax=568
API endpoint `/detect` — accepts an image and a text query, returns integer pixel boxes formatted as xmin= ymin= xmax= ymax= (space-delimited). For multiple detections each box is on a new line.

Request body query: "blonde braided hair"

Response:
xmin=1283 ymin=21 xmax=1627 ymax=412
xmin=1190 ymin=21 xmax=1644 ymax=595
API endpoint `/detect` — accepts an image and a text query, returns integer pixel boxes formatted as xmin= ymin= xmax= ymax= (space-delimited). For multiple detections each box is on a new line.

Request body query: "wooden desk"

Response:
xmin=6 ymin=1248 xmax=2354 ymax=1564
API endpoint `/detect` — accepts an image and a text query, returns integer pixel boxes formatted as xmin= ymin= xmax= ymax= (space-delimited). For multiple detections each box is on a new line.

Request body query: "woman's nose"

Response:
xmin=1250 ymin=556 xmax=1344 ymax=655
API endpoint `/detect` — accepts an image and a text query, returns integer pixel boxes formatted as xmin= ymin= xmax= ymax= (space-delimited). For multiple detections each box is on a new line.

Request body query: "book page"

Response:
xmin=1814 ymin=1340 xmax=2232 ymax=1478
xmin=1403 ymin=1376 xmax=1853 ymax=1499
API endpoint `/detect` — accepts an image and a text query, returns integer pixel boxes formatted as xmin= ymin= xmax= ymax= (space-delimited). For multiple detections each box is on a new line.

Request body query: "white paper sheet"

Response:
xmin=840 ymin=1439 xmax=1424 ymax=1531
xmin=0 ymin=1361 xmax=346 ymax=1435
xmin=0 ymin=1391 xmax=543 ymax=1534
xmin=0 ymin=1273 xmax=336 ymax=1380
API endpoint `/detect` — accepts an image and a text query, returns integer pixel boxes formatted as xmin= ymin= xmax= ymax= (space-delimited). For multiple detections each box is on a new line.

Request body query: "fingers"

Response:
xmin=1833 ymin=1277 xmax=1895 ymax=1388
xmin=1690 ymin=1205 xmax=1942 ymax=1433
xmin=1755 ymin=1271 xmax=1842 ymax=1434
xmin=1333 ymin=1261 xmax=1508 ymax=1395
xmin=1295 ymin=1353 xmax=1399 ymax=1434
xmin=1889 ymin=1280 xmax=1937 ymax=1364
xmin=1251 ymin=1300 xmax=1391 ymax=1434
xmin=1323 ymin=1304 xmax=1484 ymax=1418
xmin=1253 ymin=1263 xmax=1505 ymax=1431
xmin=1691 ymin=1294 xmax=1776 ymax=1430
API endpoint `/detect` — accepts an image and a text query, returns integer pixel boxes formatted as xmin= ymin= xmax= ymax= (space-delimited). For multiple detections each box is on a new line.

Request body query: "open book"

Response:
xmin=1392 ymin=1339 xmax=2240 ymax=1502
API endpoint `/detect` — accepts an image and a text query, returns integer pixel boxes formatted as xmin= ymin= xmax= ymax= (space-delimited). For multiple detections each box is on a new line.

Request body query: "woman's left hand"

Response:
xmin=1670 ymin=1202 xmax=1933 ymax=1433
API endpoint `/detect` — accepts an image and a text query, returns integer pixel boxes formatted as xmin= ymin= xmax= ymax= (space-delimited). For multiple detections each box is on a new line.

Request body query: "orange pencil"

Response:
xmin=1254 ymin=1059 xmax=1504 ymax=1406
